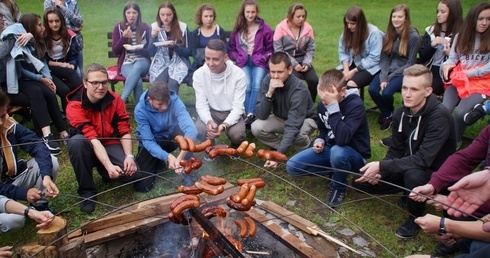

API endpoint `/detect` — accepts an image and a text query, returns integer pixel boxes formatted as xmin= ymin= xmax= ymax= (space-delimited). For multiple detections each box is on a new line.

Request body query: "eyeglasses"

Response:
xmin=0 ymin=13 xmax=5 ymax=19
xmin=86 ymin=80 xmax=109 ymax=88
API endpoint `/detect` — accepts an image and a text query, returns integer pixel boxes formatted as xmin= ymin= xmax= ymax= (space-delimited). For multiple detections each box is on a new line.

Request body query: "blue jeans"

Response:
xmin=121 ymin=59 xmax=150 ymax=105
xmin=242 ymin=57 xmax=267 ymax=115
xmin=286 ymin=145 xmax=365 ymax=191
xmin=368 ymin=74 xmax=403 ymax=117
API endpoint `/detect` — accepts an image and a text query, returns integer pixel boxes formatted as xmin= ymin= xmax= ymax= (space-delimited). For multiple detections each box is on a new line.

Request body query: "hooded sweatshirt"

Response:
xmin=255 ymin=74 xmax=316 ymax=153
xmin=273 ymin=18 xmax=315 ymax=68
xmin=380 ymin=94 xmax=456 ymax=177
xmin=316 ymin=89 xmax=371 ymax=159
xmin=135 ymin=90 xmax=198 ymax=162
xmin=193 ymin=60 xmax=246 ymax=126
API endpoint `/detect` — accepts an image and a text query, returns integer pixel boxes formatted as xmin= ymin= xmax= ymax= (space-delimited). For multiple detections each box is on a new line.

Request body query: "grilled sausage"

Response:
xmin=235 ymin=219 xmax=248 ymax=238
xmin=226 ymin=198 xmax=255 ymax=211
xmin=190 ymin=157 xmax=202 ymax=170
xmin=201 ymin=205 xmax=227 ymax=219
xmin=205 ymin=144 xmax=229 ymax=154
xmin=257 ymin=149 xmax=287 ymax=162
xmin=178 ymin=185 xmax=203 ymax=195
xmin=170 ymin=194 xmax=200 ymax=210
xmin=185 ymin=137 xmax=196 ymax=152
xmin=244 ymin=143 xmax=256 ymax=158
xmin=174 ymin=135 xmax=188 ymax=150
xmin=237 ymin=178 xmax=264 ymax=186
xmin=200 ymin=175 xmax=227 ymax=185
xmin=195 ymin=181 xmax=224 ymax=195
xmin=244 ymin=217 xmax=256 ymax=237
xmin=194 ymin=139 xmax=213 ymax=152
xmin=241 ymin=184 xmax=257 ymax=206
xmin=172 ymin=199 xmax=200 ymax=218
xmin=236 ymin=141 xmax=249 ymax=154
xmin=231 ymin=183 xmax=249 ymax=203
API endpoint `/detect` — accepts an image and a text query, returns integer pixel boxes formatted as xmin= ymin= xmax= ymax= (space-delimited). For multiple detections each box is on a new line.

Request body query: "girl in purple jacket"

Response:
xmin=228 ymin=0 xmax=273 ymax=126
xmin=111 ymin=1 xmax=151 ymax=105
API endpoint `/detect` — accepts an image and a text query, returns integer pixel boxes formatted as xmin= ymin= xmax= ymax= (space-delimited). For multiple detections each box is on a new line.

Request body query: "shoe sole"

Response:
xmin=394 ymin=232 xmax=416 ymax=239
xmin=381 ymin=122 xmax=392 ymax=131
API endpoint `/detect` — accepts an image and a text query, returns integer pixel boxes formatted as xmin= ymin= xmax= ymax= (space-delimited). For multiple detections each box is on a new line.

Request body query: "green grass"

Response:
xmin=3 ymin=0 xmax=485 ymax=257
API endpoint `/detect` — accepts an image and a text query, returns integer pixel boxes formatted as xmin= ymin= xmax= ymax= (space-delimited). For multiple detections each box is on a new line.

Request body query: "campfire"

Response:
xmin=19 ymin=180 xmax=340 ymax=257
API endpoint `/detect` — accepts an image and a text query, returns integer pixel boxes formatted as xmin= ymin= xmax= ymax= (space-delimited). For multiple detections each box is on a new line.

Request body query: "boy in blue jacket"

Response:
xmin=135 ymin=81 xmax=198 ymax=191
xmin=0 ymin=90 xmax=59 ymax=232
xmin=286 ymin=69 xmax=371 ymax=207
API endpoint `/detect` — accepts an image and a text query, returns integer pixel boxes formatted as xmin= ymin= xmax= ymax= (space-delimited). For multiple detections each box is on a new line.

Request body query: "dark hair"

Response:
xmin=156 ymin=2 xmax=184 ymax=45
xmin=20 ymin=13 xmax=46 ymax=59
xmin=0 ymin=90 xmax=10 ymax=107
xmin=233 ymin=0 xmax=259 ymax=37
xmin=44 ymin=7 xmax=71 ymax=57
xmin=269 ymin=52 xmax=292 ymax=68
xmin=319 ymin=69 xmax=346 ymax=91
xmin=83 ymin=63 xmax=108 ymax=81
xmin=206 ymin=39 xmax=227 ymax=55
xmin=147 ymin=81 xmax=170 ymax=102
xmin=121 ymin=1 xmax=143 ymax=44
xmin=383 ymin=4 xmax=415 ymax=57
xmin=432 ymin=0 xmax=463 ymax=37
xmin=454 ymin=2 xmax=490 ymax=55
xmin=342 ymin=6 xmax=369 ymax=56
xmin=403 ymin=64 xmax=433 ymax=89
xmin=2 ymin=0 xmax=20 ymax=22
xmin=287 ymin=3 xmax=307 ymax=21
xmin=194 ymin=3 xmax=216 ymax=26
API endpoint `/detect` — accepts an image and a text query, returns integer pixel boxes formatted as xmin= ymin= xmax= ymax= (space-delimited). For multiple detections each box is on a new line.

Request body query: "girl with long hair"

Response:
xmin=188 ymin=3 xmax=226 ymax=86
xmin=418 ymin=0 xmax=463 ymax=96
xmin=111 ymin=1 xmax=151 ymax=105
xmin=337 ymin=6 xmax=383 ymax=91
xmin=44 ymin=7 xmax=82 ymax=104
xmin=442 ymin=2 xmax=490 ymax=148
xmin=148 ymin=2 xmax=191 ymax=95
xmin=368 ymin=4 xmax=420 ymax=130
xmin=273 ymin=3 xmax=318 ymax=101
xmin=0 ymin=0 xmax=20 ymax=26
xmin=229 ymin=0 xmax=273 ymax=126
xmin=16 ymin=13 xmax=69 ymax=154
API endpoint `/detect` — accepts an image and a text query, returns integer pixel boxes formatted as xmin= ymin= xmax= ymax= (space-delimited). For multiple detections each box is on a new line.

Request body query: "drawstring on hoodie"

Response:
xmin=398 ymin=111 xmax=422 ymax=141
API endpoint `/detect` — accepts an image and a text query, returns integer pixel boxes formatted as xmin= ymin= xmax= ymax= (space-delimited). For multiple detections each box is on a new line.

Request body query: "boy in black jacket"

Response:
xmin=286 ymin=69 xmax=370 ymax=207
xmin=354 ymin=64 xmax=456 ymax=239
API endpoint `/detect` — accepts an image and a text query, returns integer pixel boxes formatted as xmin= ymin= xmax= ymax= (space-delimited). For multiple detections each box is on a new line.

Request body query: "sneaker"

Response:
xmin=395 ymin=217 xmax=420 ymax=239
xmin=80 ymin=194 xmax=96 ymax=214
xmin=380 ymin=137 xmax=392 ymax=147
xmin=244 ymin=114 xmax=255 ymax=129
xmin=464 ymin=103 xmax=485 ymax=125
xmin=42 ymin=134 xmax=61 ymax=155
xmin=435 ymin=243 xmax=459 ymax=256
xmin=203 ymin=156 xmax=215 ymax=162
xmin=327 ymin=189 xmax=346 ymax=208
xmin=380 ymin=116 xmax=393 ymax=131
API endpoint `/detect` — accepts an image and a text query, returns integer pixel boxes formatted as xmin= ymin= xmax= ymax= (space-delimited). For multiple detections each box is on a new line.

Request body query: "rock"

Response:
xmin=353 ymin=236 xmax=369 ymax=247
xmin=360 ymin=249 xmax=376 ymax=257
xmin=286 ymin=200 xmax=296 ymax=206
xmin=338 ymin=227 xmax=355 ymax=236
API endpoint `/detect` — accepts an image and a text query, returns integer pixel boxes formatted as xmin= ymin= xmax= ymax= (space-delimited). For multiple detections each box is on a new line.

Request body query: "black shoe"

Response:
xmin=464 ymin=103 xmax=485 ymax=125
xmin=380 ymin=137 xmax=392 ymax=147
xmin=80 ymin=194 xmax=96 ymax=214
xmin=244 ymin=114 xmax=255 ymax=129
xmin=396 ymin=196 xmax=407 ymax=208
xmin=377 ymin=113 xmax=384 ymax=124
xmin=327 ymin=189 xmax=346 ymax=208
xmin=30 ymin=203 xmax=55 ymax=214
xmin=42 ymin=133 xmax=61 ymax=155
xmin=435 ymin=243 xmax=459 ymax=256
xmin=395 ymin=217 xmax=420 ymax=239
xmin=380 ymin=116 xmax=393 ymax=131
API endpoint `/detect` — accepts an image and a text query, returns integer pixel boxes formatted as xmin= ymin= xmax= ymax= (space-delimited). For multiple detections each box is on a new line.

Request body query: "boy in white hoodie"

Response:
xmin=193 ymin=39 xmax=246 ymax=148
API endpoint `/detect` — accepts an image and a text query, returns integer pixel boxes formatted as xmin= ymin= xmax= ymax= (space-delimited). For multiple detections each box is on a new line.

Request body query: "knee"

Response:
xmin=404 ymin=169 xmax=432 ymax=188
xmin=250 ymin=120 xmax=265 ymax=136
xmin=51 ymin=155 xmax=59 ymax=180
xmin=228 ymin=127 xmax=246 ymax=144
xmin=68 ymin=134 xmax=90 ymax=152
xmin=0 ymin=214 xmax=25 ymax=232
xmin=285 ymin=157 xmax=305 ymax=176
xmin=330 ymin=146 xmax=347 ymax=163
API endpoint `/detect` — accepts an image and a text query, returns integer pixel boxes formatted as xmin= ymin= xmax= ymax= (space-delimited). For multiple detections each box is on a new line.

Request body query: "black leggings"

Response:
xmin=292 ymin=65 xmax=319 ymax=102
xmin=13 ymin=80 xmax=66 ymax=135
xmin=49 ymin=68 xmax=81 ymax=111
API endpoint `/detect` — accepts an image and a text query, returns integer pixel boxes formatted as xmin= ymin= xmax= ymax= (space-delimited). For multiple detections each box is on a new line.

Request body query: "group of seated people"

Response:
xmin=0 ymin=0 xmax=490 ymax=257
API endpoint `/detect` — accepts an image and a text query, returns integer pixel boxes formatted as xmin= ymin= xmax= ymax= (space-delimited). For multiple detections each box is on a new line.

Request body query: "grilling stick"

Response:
xmin=259 ymin=201 xmax=360 ymax=255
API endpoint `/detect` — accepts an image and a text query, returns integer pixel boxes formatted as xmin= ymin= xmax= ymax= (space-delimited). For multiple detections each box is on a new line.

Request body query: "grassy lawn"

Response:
xmin=3 ymin=0 xmax=485 ymax=257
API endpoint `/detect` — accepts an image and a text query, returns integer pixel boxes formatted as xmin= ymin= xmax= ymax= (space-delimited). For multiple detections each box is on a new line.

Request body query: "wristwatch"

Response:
xmin=438 ymin=217 xmax=447 ymax=235
xmin=24 ymin=206 xmax=35 ymax=218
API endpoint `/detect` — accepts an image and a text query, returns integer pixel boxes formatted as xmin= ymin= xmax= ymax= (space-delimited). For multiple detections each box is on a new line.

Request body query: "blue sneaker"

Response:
xmin=327 ymin=189 xmax=346 ymax=208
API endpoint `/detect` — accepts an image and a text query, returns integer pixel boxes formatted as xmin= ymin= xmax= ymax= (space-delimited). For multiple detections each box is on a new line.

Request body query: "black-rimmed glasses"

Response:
xmin=86 ymin=80 xmax=109 ymax=88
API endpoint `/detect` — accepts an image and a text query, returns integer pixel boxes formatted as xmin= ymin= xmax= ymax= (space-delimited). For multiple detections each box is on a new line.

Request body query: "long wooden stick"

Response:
xmin=260 ymin=201 xmax=360 ymax=254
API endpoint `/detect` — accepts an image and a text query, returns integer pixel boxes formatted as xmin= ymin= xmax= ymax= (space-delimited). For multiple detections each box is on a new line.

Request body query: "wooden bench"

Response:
xmin=106 ymin=32 xmax=149 ymax=93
